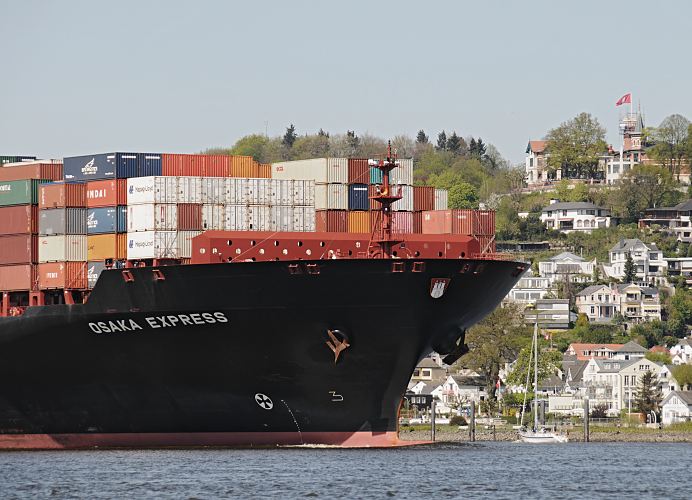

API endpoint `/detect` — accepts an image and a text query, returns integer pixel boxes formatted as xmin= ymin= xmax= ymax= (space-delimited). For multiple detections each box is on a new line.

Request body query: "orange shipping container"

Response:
xmin=229 ymin=156 xmax=259 ymax=178
xmin=413 ymin=186 xmax=435 ymax=212
xmin=347 ymin=211 xmax=372 ymax=233
xmin=161 ymin=154 xmax=231 ymax=177
xmin=39 ymin=183 xmax=86 ymax=209
xmin=422 ymin=210 xmax=453 ymax=234
xmin=86 ymin=179 xmax=127 ymax=207
xmin=38 ymin=261 xmax=87 ymax=289
xmin=258 ymin=164 xmax=272 ymax=179
xmin=87 ymin=233 xmax=127 ymax=261
xmin=0 ymin=161 xmax=63 ymax=182
xmin=0 ymin=264 xmax=38 ymax=291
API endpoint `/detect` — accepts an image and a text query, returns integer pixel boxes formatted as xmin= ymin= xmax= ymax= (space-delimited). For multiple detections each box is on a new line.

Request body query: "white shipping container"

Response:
xmin=434 ymin=188 xmax=449 ymax=210
xmin=390 ymin=158 xmax=414 ymax=185
xmin=292 ymin=206 xmax=316 ymax=232
xmin=291 ymin=180 xmax=315 ymax=206
xmin=201 ymin=177 xmax=228 ymax=204
xmin=391 ymin=184 xmax=414 ymax=212
xmin=127 ymin=204 xmax=177 ymax=231
xmin=272 ymin=158 xmax=348 ymax=184
xmin=269 ymin=179 xmax=293 ymax=206
xmin=202 ymin=204 xmax=226 ymax=230
xmin=315 ymin=183 xmax=348 ymax=210
xmin=245 ymin=178 xmax=271 ymax=205
xmin=126 ymin=231 xmax=178 ymax=259
xmin=248 ymin=205 xmax=271 ymax=231
xmin=39 ymin=235 xmax=87 ymax=262
xmin=178 ymin=176 xmax=203 ymax=204
xmin=268 ymin=205 xmax=293 ymax=232
xmin=127 ymin=176 xmax=178 ymax=205
xmin=176 ymin=230 xmax=204 ymax=258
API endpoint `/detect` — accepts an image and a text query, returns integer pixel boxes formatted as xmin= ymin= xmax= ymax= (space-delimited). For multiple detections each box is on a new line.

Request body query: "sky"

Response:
xmin=1 ymin=0 xmax=691 ymax=164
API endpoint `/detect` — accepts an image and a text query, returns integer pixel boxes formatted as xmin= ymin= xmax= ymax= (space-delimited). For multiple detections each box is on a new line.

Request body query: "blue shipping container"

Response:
xmin=87 ymin=206 xmax=127 ymax=234
xmin=64 ymin=152 xmax=139 ymax=182
xmin=370 ymin=167 xmax=383 ymax=185
xmin=348 ymin=183 xmax=370 ymax=211
xmin=137 ymin=153 xmax=162 ymax=177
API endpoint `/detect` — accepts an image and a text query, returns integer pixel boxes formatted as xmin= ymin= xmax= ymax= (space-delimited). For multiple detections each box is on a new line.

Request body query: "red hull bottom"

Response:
xmin=0 ymin=431 xmax=431 ymax=450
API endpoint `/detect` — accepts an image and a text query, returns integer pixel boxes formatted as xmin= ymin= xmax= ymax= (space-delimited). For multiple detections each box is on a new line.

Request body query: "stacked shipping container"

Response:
xmin=37 ymin=183 xmax=88 ymax=289
xmin=0 ymin=160 xmax=57 ymax=291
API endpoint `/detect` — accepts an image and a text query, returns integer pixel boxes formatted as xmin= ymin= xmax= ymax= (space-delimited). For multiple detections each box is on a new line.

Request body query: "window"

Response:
xmin=632 ymin=375 xmax=637 ymax=386
xmin=529 ymin=158 xmax=534 ymax=167
xmin=625 ymin=375 xmax=629 ymax=386
xmin=591 ymin=306 xmax=595 ymax=314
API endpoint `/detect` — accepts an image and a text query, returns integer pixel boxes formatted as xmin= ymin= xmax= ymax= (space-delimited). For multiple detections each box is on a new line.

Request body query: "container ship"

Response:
xmin=0 ymin=148 xmax=525 ymax=449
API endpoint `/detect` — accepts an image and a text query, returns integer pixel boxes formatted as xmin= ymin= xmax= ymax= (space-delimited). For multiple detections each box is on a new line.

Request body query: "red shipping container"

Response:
xmin=163 ymin=154 xmax=232 ymax=177
xmin=316 ymin=210 xmax=347 ymax=233
xmin=476 ymin=235 xmax=496 ymax=254
xmin=413 ymin=186 xmax=435 ymax=212
xmin=422 ymin=210 xmax=453 ymax=234
xmin=348 ymin=158 xmax=370 ymax=184
xmin=86 ymin=179 xmax=127 ymax=207
xmin=452 ymin=210 xmax=474 ymax=235
xmin=392 ymin=211 xmax=413 ymax=234
xmin=38 ymin=261 xmax=87 ymax=289
xmin=475 ymin=210 xmax=496 ymax=236
xmin=0 ymin=205 xmax=38 ymax=234
xmin=0 ymin=161 xmax=63 ymax=182
xmin=0 ymin=234 xmax=38 ymax=264
xmin=0 ymin=264 xmax=38 ymax=291
xmin=177 ymin=203 xmax=203 ymax=230
xmin=39 ymin=183 xmax=86 ymax=209
xmin=412 ymin=211 xmax=423 ymax=234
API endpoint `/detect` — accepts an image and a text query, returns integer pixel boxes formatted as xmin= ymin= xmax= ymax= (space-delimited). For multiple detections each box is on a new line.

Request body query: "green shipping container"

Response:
xmin=0 ymin=180 xmax=48 ymax=207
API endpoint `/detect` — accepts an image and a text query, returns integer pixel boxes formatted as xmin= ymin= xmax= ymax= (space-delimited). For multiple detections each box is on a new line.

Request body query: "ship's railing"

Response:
xmin=469 ymin=253 xmax=516 ymax=261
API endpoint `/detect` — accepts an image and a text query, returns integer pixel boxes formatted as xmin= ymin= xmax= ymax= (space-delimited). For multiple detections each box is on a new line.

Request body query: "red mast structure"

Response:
xmin=368 ymin=141 xmax=403 ymax=258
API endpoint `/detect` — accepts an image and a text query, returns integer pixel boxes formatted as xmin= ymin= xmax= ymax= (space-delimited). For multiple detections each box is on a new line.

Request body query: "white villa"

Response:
xmin=670 ymin=337 xmax=692 ymax=365
xmin=540 ymin=200 xmax=612 ymax=233
xmin=661 ymin=391 xmax=692 ymax=425
xmin=538 ymin=251 xmax=596 ymax=285
xmin=575 ymin=283 xmax=661 ymax=323
xmin=505 ymin=270 xmax=552 ymax=305
xmin=603 ymin=239 xmax=667 ymax=285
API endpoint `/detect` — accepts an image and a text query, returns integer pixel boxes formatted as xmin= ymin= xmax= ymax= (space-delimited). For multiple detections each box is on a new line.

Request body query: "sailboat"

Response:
xmin=517 ymin=322 xmax=568 ymax=444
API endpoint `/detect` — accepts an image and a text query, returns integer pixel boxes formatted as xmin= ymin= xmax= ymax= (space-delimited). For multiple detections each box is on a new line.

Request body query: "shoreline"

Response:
xmin=399 ymin=428 xmax=692 ymax=443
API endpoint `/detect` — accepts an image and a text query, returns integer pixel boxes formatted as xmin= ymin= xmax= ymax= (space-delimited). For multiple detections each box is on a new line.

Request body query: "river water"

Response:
xmin=1 ymin=442 xmax=690 ymax=499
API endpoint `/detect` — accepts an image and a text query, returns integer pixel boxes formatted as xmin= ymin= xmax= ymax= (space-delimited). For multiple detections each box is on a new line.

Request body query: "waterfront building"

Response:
xmin=540 ymin=200 xmax=612 ymax=233
xmin=524 ymin=298 xmax=572 ymax=329
xmin=565 ymin=343 xmax=625 ymax=361
xmin=639 ymin=200 xmax=692 ymax=243
xmin=410 ymin=358 xmax=447 ymax=384
xmin=603 ymin=239 xmax=667 ymax=285
xmin=661 ymin=391 xmax=692 ymax=425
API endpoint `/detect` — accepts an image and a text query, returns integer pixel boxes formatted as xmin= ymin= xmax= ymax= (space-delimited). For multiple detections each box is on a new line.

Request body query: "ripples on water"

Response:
xmin=1 ymin=442 xmax=690 ymax=499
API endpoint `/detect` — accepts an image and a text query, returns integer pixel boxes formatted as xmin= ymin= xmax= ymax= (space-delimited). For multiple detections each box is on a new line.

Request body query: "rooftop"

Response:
xmin=667 ymin=391 xmax=692 ymax=406
xmin=610 ymin=238 xmax=658 ymax=253
xmin=549 ymin=251 xmax=585 ymax=262
xmin=526 ymin=140 xmax=547 ymax=154
xmin=615 ymin=341 xmax=648 ymax=353
xmin=542 ymin=201 xmax=605 ymax=213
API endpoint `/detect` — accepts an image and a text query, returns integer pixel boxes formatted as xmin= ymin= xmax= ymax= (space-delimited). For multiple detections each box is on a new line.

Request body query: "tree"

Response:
xmin=229 ymin=134 xmax=270 ymax=161
xmin=282 ymin=124 xmax=297 ymax=148
xmin=447 ymin=132 xmax=462 ymax=155
xmin=590 ymin=403 xmax=609 ymax=418
xmin=546 ymin=112 xmax=607 ymax=179
xmin=469 ymin=137 xmax=487 ymax=160
xmin=457 ymin=304 xmax=530 ymax=403
xmin=672 ymin=364 xmax=692 ymax=390
xmin=436 ymin=131 xmax=447 ymax=151
xmin=506 ymin=345 xmax=562 ymax=388
xmin=346 ymin=130 xmax=360 ymax=153
xmin=416 ymin=130 xmax=429 ymax=144
xmin=317 ymin=128 xmax=330 ymax=138
xmin=447 ymin=182 xmax=479 ymax=209
xmin=616 ymin=165 xmax=678 ymax=221
xmin=645 ymin=351 xmax=672 ymax=364
xmin=649 ymin=114 xmax=690 ymax=180
xmin=634 ymin=370 xmax=662 ymax=415
xmin=623 ymin=253 xmax=636 ymax=283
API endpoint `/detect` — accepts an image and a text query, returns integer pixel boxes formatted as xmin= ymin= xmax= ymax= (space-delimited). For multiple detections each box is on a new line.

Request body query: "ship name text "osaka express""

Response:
xmin=88 ymin=312 xmax=228 ymax=333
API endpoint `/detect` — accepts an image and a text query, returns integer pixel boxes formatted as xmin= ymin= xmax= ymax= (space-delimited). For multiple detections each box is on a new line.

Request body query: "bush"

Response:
xmin=590 ymin=403 xmax=609 ymax=418
xmin=450 ymin=415 xmax=467 ymax=426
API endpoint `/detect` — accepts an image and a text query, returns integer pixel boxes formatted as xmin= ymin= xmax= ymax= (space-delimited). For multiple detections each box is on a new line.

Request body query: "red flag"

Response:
xmin=616 ymin=93 xmax=631 ymax=106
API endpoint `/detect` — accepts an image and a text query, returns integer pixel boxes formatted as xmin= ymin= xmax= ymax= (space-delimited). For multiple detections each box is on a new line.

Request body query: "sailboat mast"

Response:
xmin=534 ymin=322 xmax=539 ymax=431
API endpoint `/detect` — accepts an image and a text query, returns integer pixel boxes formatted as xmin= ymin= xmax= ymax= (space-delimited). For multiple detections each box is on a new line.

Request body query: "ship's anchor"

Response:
xmin=325 ymin=329 xmax=350 ymax=364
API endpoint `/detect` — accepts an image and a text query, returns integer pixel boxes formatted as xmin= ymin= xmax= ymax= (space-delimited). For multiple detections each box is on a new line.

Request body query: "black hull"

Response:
xmin=0 ymin=258 xmax=522 ymax=448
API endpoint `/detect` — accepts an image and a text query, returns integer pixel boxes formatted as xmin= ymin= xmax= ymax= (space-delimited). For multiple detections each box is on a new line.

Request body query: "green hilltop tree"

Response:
xmin=672 ymin=364 xmax=692 ymax=390
xmin=634 ymin=370 xmax=662 ymax=415
xmin=623 ymin=253 xmax=636 ymax=283
xmin=506 ymin=345 xmax=562 ymax=388
xmin=436 ymin=131 xmax=447 ymax=151
xmin=546 ymin=112 xmax=607 ymax=179
xmin=649 ymin=114 xmax=690 ymax=181
xmin=229 ymin=134 xmax=270 ymax=161
xmin=447 ymin=132 xmax=462 ymax=155
xmin=282 ymin=124 xmax=297 ymax=148
xmin=416 ymin=130 xmax=429 ymax=144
